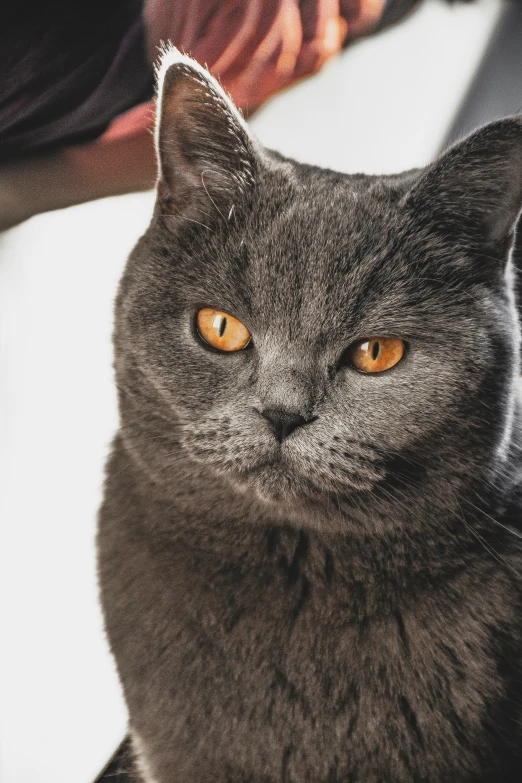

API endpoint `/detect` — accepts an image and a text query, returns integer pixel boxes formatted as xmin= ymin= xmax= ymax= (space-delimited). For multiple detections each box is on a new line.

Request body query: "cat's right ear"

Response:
xmin=154 ymin=46 xmax=258 ymax=230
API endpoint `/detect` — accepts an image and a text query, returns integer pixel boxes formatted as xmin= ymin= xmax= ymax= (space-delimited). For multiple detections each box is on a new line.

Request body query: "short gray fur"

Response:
xmin=98 ymin=56 xmax=522 ymax=783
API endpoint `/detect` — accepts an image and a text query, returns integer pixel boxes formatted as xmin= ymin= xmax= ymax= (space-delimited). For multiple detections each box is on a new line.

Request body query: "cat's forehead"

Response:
xmin=257 ymin=169 xmax=401 ymax=260
xmin=149 ymin=164 xmax=462 ymax=344
xmin=240 ymin=177 xmax=409 ymax=331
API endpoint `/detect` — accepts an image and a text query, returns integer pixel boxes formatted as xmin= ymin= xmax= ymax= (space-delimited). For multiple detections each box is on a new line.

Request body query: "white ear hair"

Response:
xmin=153 ymin=43 xmax=250 ymax=158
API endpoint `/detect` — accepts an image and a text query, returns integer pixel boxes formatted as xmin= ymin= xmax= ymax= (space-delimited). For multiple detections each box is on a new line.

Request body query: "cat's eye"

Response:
xmin=196 ymin=308 xmax=251 ymax=352
xmin=349 ymin=337 xmax=405 ymax=373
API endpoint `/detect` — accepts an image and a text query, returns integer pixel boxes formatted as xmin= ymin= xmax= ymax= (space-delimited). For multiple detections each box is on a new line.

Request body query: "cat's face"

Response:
xmin=116 ymin=48 xmax=522 ymax=521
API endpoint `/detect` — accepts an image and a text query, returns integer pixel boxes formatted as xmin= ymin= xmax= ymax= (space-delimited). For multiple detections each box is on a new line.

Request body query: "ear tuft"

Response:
xmin=153 ymin=45 xmax=257 ymax=229
xmin=154 ymin=44 xmax=250 ymax=157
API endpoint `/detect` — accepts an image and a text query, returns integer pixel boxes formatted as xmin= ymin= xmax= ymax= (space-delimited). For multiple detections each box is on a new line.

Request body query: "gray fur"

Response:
xmin=98 ymin=57 xmax=522 ymax=782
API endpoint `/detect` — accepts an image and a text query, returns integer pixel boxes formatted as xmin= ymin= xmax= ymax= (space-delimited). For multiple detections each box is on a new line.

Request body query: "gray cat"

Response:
xmin=98 ymin=47 xmax=522 ymax=783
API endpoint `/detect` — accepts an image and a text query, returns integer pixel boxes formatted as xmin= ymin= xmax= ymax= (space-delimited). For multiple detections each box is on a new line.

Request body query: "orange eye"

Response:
xmin=196 ymin=308 xmax=251 ymax=352
xmin=349 ymin=337 xmax=405 ymax=373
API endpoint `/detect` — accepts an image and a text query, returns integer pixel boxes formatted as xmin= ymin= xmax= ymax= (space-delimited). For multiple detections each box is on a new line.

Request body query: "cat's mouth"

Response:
xmin=183 ymin=424 xmax=386 ymax=501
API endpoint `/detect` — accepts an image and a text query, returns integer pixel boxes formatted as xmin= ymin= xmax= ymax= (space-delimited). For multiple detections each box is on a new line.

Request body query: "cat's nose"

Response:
xmin=261 ymin=408 xmax=308 ymax=442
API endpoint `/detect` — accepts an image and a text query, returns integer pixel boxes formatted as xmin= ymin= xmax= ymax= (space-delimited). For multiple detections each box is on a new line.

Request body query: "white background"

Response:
xmin=0 ymin=1 xmax=505 ymax=780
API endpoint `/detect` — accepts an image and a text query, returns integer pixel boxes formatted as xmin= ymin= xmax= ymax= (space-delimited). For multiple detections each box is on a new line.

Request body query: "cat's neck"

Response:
xmin=114 ymin=432 xmax=522 ymax=609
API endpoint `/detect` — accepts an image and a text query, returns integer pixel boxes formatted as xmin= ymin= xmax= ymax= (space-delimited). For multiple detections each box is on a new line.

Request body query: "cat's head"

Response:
xmin=115 ymin=46 xmax=522 ymax=530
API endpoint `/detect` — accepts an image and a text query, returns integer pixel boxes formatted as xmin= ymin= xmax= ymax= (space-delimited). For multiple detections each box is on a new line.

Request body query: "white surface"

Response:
xmin=0 ymin=1 xmax=503 ymax=781
xmin=0 ymin=193 xmax=154 ymax=783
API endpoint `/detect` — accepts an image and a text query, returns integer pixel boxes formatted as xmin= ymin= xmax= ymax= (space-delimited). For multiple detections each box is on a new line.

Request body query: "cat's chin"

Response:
xmin=230 ymin=462 xmax=363 ymax=508
xmin=226 ymin=462 xmax=316 ymax=505
xmin=227 ymin=463 xmax=380 ymax=534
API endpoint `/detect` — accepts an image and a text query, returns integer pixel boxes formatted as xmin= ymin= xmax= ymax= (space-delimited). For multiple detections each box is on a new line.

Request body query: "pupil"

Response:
xmin=219 ymin=316 xmax=227 ymax=337
xmin=371 ymin=341 xmax=380 ymax=360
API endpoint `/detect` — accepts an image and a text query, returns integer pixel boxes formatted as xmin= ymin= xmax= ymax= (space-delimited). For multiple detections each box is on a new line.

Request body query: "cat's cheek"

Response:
xmin=180 ymin=411 xmax=279 ymax=478
xmin=337 ymin=351 xmax=458 ymax=445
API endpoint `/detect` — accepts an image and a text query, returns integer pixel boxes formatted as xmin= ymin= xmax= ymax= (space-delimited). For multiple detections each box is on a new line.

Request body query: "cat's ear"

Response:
xmin=403 ymin=117 xmax=522 ymax=260
xmin=154 ymin=46 xmax=257 ymax=229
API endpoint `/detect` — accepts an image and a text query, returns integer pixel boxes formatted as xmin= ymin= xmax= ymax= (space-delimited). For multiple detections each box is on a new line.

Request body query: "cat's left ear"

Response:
xmin=154 ymin=46 xmax=258 ymax=228
xmin=403 ymin=117 xmax=522 ymax=260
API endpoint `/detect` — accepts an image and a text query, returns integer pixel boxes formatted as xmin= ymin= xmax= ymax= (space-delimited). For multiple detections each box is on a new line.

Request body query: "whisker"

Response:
xmin=200 ymin=169 xmax=226 ymax=221
xmin=462 ymin=497 xmax=522 ymax=541
xmin=185 ymin=217 xmax=212 ymax=230
xmin=455 ymin=499 xmax=521 ymax=576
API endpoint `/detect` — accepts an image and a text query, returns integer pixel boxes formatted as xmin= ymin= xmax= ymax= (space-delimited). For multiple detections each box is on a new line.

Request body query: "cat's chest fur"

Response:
xmin=100 ymin=464 xmax=522 ymax=783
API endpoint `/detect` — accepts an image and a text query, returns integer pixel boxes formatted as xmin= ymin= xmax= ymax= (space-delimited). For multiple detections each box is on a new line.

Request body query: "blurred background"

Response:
xmin=1 ymin=0 xmax=522 ymax=780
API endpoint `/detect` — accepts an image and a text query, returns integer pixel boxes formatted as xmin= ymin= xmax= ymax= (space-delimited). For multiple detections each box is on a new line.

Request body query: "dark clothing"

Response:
xmin=0 ymin=1 xmax=152 ymax=160
xmin=0 ymin=0 xmax=420 ymax=160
